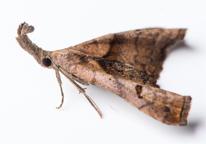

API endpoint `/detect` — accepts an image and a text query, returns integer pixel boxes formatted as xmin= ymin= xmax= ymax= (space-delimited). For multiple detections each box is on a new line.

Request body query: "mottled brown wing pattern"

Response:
xmin=16 ymin=22 xmax=191 ymax=125
xmin=50 ymin=49 xmax=191 ymax=125
xmin=71 ymin=28 xmax=186 ymax=81
xmin=51 ymin=50 xmax=158 ymax=87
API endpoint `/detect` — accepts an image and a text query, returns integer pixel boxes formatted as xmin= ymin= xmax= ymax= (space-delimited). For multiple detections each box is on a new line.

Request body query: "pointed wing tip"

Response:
xmin=174 ymin=28 xmax=187 ymax=41
xmin=179 ymin=96 xmax=192 ymax=126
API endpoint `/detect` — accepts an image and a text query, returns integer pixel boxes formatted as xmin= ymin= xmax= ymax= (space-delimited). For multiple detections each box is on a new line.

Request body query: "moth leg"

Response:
xmin=71 ymin=74 xmax=89 ymax=86
xmin=79 ymin=88 xmax=87 ymax=94
xmin=55 ymin=69 xmax=64 ymax=109
xmin=58 ymin=67 xmax=88 ymax=93
xmin=68 ymin=78 xmax=102 ymax=118
xmin=58 ymin=68 xmax=102 ymax=118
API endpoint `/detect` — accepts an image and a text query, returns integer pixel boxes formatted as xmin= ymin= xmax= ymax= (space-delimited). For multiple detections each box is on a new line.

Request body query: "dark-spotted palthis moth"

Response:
xmin=16 ymin=22 xmax=191 ymax=126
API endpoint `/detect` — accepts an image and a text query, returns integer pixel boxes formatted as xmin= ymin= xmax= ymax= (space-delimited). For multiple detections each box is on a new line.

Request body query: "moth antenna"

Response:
xmin=55 ymin=69 xmax=64 ymax=109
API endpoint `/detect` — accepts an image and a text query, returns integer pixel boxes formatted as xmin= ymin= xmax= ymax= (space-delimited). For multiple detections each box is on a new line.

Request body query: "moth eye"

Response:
xmin=43 ymin=58 xmax=52 ymax=67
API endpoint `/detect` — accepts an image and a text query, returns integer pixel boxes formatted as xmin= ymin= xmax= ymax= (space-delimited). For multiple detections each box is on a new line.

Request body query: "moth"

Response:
xmin=16 ymin=22 xmax=191 ymax=126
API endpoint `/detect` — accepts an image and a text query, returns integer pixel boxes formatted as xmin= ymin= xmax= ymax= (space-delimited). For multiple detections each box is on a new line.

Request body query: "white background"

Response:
xmin=0 ymin=0 xmax=205 ymax=144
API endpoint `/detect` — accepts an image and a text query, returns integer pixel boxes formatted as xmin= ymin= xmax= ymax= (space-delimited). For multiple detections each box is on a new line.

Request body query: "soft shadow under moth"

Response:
xmin=16 ymin=22 xmax=191 ymax=126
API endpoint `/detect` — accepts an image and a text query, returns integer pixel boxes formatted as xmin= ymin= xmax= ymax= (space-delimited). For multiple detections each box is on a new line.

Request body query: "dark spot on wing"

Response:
xmin=136 ymin=85 xmax=143 ymax=98
xmin=164 ymin=106 xmax=171 ymax=113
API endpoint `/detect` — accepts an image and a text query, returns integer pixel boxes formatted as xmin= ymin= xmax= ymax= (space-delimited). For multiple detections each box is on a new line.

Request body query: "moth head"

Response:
xmin=16 ymin=22 xmax=55 ymax=69
xmin=33 ymin=50 xmax=54 ymax=69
